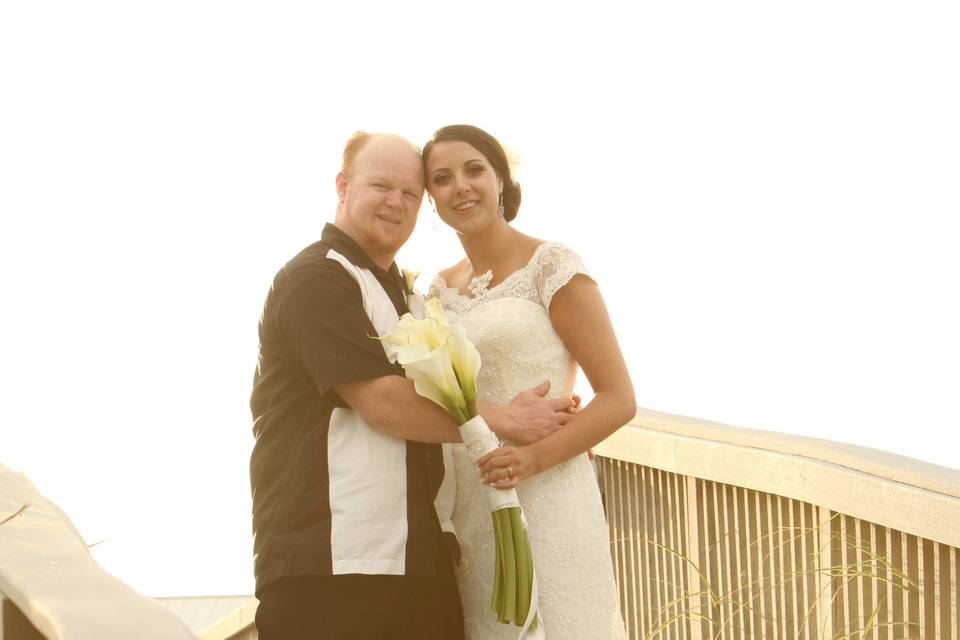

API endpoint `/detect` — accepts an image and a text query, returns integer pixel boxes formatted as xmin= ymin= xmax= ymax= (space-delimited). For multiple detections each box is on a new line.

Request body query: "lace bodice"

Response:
xmin=429 ymin=242 xmax=591 ymax=406
xmin=430 ymin=242 xmax=589 ymax=316
xmin=430 ymin=242 xmax=627 ymax=639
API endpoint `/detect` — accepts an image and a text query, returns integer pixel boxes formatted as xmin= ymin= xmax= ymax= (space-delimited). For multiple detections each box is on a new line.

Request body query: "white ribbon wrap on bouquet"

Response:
xmin=457 ymin=415 xmax=546 ymax=639
xmin=458 ymin=416 xmax=521 ymax=511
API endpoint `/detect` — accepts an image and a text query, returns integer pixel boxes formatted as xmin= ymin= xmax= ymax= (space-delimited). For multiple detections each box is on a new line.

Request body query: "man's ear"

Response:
xmin=335 ymin=172 xmax=347 ymax=203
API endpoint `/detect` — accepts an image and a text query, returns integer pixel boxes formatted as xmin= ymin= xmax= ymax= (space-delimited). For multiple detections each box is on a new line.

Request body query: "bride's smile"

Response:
xmin=454 ymin=199 xmax=480 ymax=212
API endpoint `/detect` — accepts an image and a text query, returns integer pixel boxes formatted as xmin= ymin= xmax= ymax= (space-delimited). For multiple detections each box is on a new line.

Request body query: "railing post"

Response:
xmin=685 ymin=475 xmax=703 ymax=640
xmin=816 ymin=508 xmax=833 ymax=639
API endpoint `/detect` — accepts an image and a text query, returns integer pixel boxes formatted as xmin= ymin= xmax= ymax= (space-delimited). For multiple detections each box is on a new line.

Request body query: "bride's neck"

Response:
xmin=458 ymin=223 xmax=519 ymax=276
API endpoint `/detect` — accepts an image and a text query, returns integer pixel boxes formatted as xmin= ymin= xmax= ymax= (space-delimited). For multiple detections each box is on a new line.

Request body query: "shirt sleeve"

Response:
xmin=279 ymin=263 xmax=402 ymax=396
xmin=534 ymin=243 xmax=595 ymax=312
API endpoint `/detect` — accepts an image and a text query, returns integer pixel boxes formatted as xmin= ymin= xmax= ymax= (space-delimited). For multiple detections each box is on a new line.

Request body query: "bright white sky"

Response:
xmin=1 ymin=1 xmax=958 ymax=598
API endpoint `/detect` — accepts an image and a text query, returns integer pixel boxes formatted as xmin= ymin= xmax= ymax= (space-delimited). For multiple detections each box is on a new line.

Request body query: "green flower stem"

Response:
xmin=495 ymin=509 xmax=511 ymax=622
xmin=510 ymin=507 xmax=531 ymax=626
xmin=489 ymin=506 xmax=539 ymax=628
xmin=494 ymin=509 xmax=507 ymax=614
xmin=490 ymin=512 xmax=503 ymax=611
xmin=462 ymin=385 xmax=478 ymax=421
xmin=495 ymin=508 xmax=517 ymax=623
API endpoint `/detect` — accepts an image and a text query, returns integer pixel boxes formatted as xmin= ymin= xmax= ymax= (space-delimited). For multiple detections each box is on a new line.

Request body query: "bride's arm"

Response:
xmin=477 ymin=275 xmax=636 ymax=486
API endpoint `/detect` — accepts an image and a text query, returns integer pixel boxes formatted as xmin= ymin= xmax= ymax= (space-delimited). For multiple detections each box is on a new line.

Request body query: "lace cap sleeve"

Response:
xmin=535 ymin=243 xmax=593 ymax=311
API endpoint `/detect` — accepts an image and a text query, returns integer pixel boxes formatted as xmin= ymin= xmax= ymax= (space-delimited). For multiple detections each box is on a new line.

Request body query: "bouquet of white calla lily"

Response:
xmin=377 ymin=298 xmax=542 ymax=638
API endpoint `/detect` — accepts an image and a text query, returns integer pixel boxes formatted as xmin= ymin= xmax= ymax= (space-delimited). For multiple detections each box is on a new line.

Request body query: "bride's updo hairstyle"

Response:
xmin=423 ymin=124 xmax=522 ymax=222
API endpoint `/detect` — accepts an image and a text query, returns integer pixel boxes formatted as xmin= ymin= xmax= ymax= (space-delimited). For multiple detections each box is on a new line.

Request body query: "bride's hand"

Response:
xmin=477 ymin=445 xmax=539 ymax=489
xmin=569 ymin=393 xmax=582 ymax=414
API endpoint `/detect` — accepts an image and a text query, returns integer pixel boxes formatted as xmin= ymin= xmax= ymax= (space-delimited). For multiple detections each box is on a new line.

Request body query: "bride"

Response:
xmin=423 ymin=125 xmax=636 ymax=639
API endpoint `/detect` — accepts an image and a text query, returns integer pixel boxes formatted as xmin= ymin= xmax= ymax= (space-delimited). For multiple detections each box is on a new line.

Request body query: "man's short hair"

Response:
xmin=341 ymin=131 xmax=372 ymax=179
xmin=340 ymin=132 xmax=422 ymax=179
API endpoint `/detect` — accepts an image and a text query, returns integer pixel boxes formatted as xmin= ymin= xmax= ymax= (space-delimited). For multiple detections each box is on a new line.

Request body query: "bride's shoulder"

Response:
xmin=530 ymin=238 xmax=585 ymax=269
xmin=433 ymin=258 xmax=471 ymax=290
xmin=528 ymin=240 xmax=592 ymax=305
xmin=514 ymin=233 xmax=575 ymax=266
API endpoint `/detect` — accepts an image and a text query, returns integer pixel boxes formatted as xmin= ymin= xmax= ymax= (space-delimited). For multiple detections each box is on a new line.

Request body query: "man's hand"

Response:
xmin=568 ymin=393 xmax=595 ymax=459
xmin=481 ymin=381 xmax=574 ymax=445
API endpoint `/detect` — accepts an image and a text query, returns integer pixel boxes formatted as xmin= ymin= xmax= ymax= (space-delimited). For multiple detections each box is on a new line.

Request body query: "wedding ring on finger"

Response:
xmin=506 ymin=466 xmax=513 ymax=479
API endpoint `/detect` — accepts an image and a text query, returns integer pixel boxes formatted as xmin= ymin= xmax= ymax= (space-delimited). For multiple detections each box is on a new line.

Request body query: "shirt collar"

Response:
xmin=321 ymin=223 xmax=404 ymax=286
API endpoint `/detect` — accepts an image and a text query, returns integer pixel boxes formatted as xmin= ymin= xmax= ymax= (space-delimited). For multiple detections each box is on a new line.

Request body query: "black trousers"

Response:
xmin=255 ymin=561 xmax=464 ymax=639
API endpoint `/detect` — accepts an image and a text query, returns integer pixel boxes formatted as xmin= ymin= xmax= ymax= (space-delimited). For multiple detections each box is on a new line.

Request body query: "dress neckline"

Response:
xmin=435 ymin=241 xmax=552 ymax=301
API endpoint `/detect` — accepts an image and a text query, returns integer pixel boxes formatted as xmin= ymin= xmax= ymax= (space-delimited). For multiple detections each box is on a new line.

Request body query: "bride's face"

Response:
xmin=425 ymin=140 xmax=504 ymax=236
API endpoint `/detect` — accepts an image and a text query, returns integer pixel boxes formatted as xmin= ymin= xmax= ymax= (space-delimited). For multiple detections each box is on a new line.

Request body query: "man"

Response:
xmin=250 ymin=132 xmax=573 ymax=639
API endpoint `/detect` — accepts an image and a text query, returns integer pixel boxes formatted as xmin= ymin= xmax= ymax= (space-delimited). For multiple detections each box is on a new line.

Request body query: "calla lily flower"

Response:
xmin=424 ymin=296 xmax=448 ymax=325
xmin=446 ymin=326 xmax=481 ymax=417
xmin=393 ymin=339 xmax=471 ymax=424
xmin=381 ymin=313 xmax=452 ymax=352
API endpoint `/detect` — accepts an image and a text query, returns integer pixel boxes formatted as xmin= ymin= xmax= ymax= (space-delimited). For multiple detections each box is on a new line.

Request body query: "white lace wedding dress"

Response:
xmin=430 ymin=242 xmax=628 ymax=640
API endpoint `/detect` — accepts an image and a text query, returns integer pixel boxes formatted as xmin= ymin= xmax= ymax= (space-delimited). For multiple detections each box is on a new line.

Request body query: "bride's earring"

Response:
xmin=497 ymin=192 xmax=505 ymax=217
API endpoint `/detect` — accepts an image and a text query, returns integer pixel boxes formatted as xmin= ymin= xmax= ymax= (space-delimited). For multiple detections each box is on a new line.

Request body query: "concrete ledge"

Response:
xmin=0 ymin=463 xmax=195 ymax=640
xmin=595 ymin=408 xmax=960 ymax=548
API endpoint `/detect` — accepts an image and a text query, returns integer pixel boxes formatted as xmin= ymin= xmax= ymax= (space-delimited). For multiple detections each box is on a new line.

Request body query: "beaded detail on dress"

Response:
xmin=467 ymin=269 xmax=493 ymax=297
xmin=429 ymin=242 xmax=627 ymax=640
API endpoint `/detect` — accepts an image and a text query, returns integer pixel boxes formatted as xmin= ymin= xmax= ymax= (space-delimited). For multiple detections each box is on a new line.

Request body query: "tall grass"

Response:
xmin=635 ymin=515 xmax=922 ymax=640
xmin=596 ymin=460 xmax=953 ymax=640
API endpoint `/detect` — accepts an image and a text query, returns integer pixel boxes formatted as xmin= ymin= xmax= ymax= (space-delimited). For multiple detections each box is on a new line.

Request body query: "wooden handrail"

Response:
xmin=596 ymin=408 xmax=960 ymax=548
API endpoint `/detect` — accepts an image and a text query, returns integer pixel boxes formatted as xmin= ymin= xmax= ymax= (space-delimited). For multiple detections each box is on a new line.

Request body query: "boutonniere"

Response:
xmin=401 ymin=268 xmax=421 ymax=295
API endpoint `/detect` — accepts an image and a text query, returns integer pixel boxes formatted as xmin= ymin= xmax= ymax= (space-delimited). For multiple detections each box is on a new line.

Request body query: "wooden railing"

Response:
xmin=5 ymin=408 xmax=958 ymax=639
xmin=594 ymin=409 xmax=960 ymax=640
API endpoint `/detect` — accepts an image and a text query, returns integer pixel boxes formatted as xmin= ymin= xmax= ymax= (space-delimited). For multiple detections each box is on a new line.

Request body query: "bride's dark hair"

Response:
xmin=422 ymin=125 xmax=522 ymax=222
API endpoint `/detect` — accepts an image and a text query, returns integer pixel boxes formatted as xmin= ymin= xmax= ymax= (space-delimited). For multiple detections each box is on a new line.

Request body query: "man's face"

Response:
xmin=336 ymin=136 xmax=424 ymax=268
